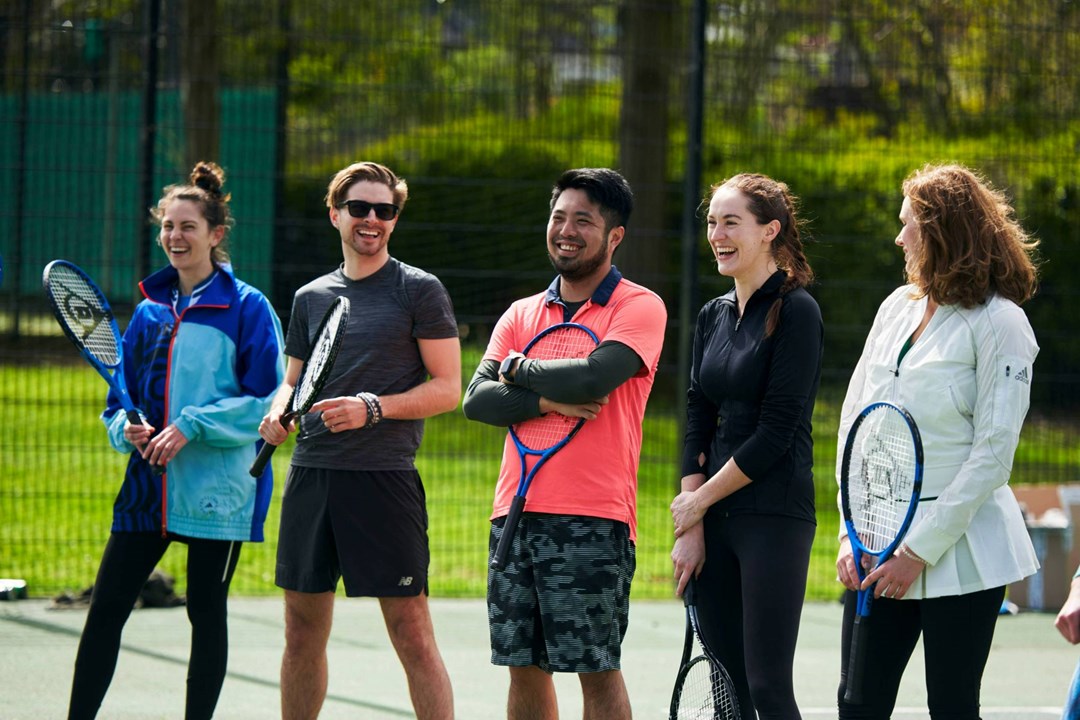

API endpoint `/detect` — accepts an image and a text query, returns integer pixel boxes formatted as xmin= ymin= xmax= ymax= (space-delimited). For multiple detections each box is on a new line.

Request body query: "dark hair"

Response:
xmin=902 ymin=164 xmax=1038 ymax=307
xmin=710 ymin=173 xmax=814 ymax=337
xmin=151 ymin=161 xmax=233 ymax=265
xmin=550 ymin=168 xmax=634 ymax=234
xmin=325 ymin=161 xmax=408 ymax=211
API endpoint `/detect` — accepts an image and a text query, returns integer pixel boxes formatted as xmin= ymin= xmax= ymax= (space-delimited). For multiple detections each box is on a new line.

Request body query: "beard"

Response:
xmin=548 ymin=235 xmax=609 ymax=282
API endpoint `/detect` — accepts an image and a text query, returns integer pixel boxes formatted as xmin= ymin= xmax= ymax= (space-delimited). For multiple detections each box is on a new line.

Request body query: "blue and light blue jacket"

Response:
xmin=103 ymin=264 xmax=285 ymax=541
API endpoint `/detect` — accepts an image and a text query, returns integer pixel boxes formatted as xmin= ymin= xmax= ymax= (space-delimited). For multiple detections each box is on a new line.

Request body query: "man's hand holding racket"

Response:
xmin=258 ymin=402 xmax=294 ymax=447
xmin=537 ymin=395 xmax=608 ymax=420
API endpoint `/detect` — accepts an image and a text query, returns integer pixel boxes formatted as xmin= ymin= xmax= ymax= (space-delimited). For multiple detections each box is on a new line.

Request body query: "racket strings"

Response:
xmin=48 ymin=267 xmax=120 ymax=365
xmin=511 ymin=327 xmax=597 ymax=450
xmin=849 ymin=410 xmax=917 ymax=552
xmin=675 ymin=656 xmax=739 ymax=719
xmin=295 ymin=305 xmax=346 ymax=409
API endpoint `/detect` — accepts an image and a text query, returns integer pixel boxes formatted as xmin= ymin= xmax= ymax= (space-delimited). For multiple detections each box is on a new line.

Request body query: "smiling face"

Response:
xmin=330 ymin=180 xmax=399 ymax=262
xmin=158 ymin=199 xmax=223 ymax=284
xmin=705 ymin=185 xmax=779 ymax=286
xmin=546 ymin=188 xmax=622 ymax=284
xmin=896 ymin=196 xmax=923 ymax=283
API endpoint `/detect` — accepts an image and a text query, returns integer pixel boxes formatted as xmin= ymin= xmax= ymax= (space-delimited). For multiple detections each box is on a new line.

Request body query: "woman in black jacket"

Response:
xmin=670 ymin=173 xmax=823 ymax=720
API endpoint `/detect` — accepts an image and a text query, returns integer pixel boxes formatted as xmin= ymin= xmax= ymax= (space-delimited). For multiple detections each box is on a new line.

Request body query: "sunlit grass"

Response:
xmin=2 ymin=358 xmax=1075 ymax=600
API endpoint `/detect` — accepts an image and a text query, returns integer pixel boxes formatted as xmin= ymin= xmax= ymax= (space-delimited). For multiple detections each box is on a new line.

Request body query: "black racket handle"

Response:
xmin=126 ymin=409 xmax=164 ymax=476
xmin=249 ymin=412 xmax=294 ymax=477
xmin=491 ymin=495 xmax=527 ymax=570
xmin=249 ymin=440 xmax=277 ymax=478
xmin=844 ymin=607 xmax=872 ymax=704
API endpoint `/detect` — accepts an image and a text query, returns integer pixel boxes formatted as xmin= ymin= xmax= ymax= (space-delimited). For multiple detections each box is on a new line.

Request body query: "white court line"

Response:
xmin=802 ymin=707 xmax=1062 ymax=718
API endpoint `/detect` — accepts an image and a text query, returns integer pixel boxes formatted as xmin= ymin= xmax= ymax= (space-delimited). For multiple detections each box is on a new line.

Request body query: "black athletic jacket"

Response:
xmin=681 ymin=270 xmax=823 ymax=523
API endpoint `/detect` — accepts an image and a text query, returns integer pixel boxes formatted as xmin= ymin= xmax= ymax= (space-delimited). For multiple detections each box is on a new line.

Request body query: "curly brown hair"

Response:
xmin=902 ymin=164 xmax=1039 ymax=307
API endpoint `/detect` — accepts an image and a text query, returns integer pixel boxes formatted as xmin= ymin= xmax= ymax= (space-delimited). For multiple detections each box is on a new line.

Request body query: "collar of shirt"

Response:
xmin=543 ymin=265 xmax=623 ymax=308
xmin=171 ymin=269 xmax=219 ymax=315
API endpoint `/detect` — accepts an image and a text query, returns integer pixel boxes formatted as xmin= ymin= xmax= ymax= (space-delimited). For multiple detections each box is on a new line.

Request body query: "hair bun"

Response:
xmin=190 ymin=161 xmax=226 ymax=198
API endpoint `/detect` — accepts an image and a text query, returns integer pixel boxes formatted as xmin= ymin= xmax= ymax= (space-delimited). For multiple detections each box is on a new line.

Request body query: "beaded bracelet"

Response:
xmin=356 ymin=392 xmax=383 ymax=429
xmin=898 ymin=544 xmax=927 ymax=565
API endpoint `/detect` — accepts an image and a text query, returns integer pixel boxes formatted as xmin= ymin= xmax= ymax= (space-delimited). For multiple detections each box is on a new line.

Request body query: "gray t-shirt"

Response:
xmin=285 ymin=258 xmax=458 ymax=470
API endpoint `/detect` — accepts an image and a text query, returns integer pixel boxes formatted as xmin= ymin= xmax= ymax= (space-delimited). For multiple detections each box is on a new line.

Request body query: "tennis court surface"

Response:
xmin=1 ymin=596 xmax=1072 ymax=718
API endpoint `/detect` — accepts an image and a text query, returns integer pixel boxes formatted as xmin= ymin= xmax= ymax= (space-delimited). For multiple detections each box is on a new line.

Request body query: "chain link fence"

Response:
xmin=2 ymin=0 xmax=1078 ymax=599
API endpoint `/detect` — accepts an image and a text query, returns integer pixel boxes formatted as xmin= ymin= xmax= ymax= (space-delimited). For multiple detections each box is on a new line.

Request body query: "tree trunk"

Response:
xmin=181 ymin=0 xmax=220 ymax=168
xmin=617 ymin=0 xmax=676 ymax=297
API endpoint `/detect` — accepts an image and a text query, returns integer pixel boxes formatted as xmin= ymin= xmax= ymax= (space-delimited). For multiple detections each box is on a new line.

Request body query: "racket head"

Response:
xmin=509 ymin=322 xmax=599 ymax=452
xmin=671 ymin=579 xmax=741 ymax=720
xmin=670 ymin=656 xmax=740 ymax=720
xmin=291 ymin=296 xmax=351 ymax=415
xmin=840 ymin=401 xmax=924 ymax=560
xmin=42 ymin=259 xmax=124 ymax=369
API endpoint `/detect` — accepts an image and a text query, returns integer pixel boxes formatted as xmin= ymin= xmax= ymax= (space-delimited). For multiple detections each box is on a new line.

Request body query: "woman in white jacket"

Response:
xmin=835 ymin=164 xmax=1041 ymax=719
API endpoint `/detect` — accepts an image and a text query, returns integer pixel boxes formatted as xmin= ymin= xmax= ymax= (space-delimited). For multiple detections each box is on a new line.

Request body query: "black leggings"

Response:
xmin=837 ymin=584 xmax=1005 ymax=720
xmin=695 ymin=513 xmax=816 ymax=720
xmin=67 ymin=532 xmax=241 ymax=720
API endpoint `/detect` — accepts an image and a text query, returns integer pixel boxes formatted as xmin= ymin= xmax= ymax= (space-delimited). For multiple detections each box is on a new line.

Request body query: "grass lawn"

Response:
xmin=2 ymin=356 xmax=1076 ymax=601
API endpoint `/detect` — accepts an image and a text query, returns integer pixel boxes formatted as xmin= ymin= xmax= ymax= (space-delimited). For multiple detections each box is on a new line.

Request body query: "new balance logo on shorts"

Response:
xmin=398 ymin=576 xmax=413 ymax=586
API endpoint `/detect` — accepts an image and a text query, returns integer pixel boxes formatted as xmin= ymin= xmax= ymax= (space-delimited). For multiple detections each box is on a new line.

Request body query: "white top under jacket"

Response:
xmin=836 ymin=285 xmax=1040 ymax=599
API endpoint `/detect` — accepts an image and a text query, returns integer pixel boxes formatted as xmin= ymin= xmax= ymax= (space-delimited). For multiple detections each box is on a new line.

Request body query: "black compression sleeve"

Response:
xmin=461 ymin=359 xmax=544 ymax=427
xmin=513 ymin=340 xmax=644 ymax=403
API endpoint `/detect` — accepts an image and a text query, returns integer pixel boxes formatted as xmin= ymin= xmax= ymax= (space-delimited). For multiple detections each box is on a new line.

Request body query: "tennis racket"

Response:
xmin=490 ymin=321 xmax=599 ymax=570
xmin=249 ymin=295 xmax=350 ymax=477
xmin=840 ymin=401 xmax=924 ymax=704
xmin=669 ymin=579 xmax=740 ymax=720
xmin=42 ymin=260 xmax=160 ymax=472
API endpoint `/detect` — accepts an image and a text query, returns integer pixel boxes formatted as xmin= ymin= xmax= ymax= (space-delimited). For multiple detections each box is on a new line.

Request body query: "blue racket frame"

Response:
xmin=840 ymin=400 xmax=924 ymax=703
xmin=42 ymin=260 xmax=146 ymax=430
xmin=490 ymin=322 xmax=599 ymax=570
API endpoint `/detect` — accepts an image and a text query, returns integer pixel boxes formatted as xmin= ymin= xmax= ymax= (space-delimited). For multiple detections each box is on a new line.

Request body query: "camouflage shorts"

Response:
xmin=487 ymin=513 xmax=636 ymax=673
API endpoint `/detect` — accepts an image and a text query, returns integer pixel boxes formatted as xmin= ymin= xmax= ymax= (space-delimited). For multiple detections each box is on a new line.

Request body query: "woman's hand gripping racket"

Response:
xmin=669 ymin=578 xmax=741 ymax=720
xmin=490 ymin=322 xmax=599 ymax=570
xmin=840 ymin=401 xmax=923 ymax=704
xmin=42 ymin=260 xmax=161 ymax=473
xmin=249 ymin=296 xmax=350 ymax=477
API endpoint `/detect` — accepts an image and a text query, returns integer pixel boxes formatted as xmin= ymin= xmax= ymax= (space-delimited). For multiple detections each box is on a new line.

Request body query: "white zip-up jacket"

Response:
xmin=836 ymin=285 xmax=1039 ymax=599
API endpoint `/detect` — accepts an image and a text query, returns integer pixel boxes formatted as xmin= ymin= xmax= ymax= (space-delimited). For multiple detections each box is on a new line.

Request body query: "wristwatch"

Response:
xmin=499 ymin=352 xmax=525 ymax=383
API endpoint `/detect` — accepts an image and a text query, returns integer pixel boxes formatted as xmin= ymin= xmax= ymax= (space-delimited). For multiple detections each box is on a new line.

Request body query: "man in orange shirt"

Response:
xmin=463 ymin=168 xmax=667 ymax=720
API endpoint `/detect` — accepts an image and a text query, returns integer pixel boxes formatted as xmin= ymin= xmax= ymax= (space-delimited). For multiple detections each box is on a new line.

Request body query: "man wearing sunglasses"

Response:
xmin=259 ymin=161 xmax=460 ymax=719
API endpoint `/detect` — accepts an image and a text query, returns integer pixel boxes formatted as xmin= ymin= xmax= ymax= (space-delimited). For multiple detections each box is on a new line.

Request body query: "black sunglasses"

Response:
xmin=337 ymin=200 xmax=400 ymax=221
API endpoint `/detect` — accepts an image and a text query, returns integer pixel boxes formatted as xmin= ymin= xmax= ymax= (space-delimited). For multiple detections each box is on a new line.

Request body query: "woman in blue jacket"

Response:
xmin=68 ymin=162 xmax=284 ymax=720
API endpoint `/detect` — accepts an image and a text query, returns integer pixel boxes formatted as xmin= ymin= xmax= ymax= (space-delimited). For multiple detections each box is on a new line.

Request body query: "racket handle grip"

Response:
xmin=844 ymin=612 xmax=870 ymax=704
xmin=491 ymin=495 xmax=527 ymax=570
xmin=249 ymin=413 xmax=292 ymax=477
xmin=249 ymin=440 xmax=277 ymax=477
xmin=125 ymin=410 xmax=164 ymax=476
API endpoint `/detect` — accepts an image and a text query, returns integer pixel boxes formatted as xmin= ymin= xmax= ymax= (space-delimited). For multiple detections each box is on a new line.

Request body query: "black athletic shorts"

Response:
xmin=275 ymin=466 xmax=430 ymax=597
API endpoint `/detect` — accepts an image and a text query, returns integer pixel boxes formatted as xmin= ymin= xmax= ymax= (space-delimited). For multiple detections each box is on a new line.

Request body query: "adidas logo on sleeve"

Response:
xmin=1005 ymin=364 xmax=1030 ymax=385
